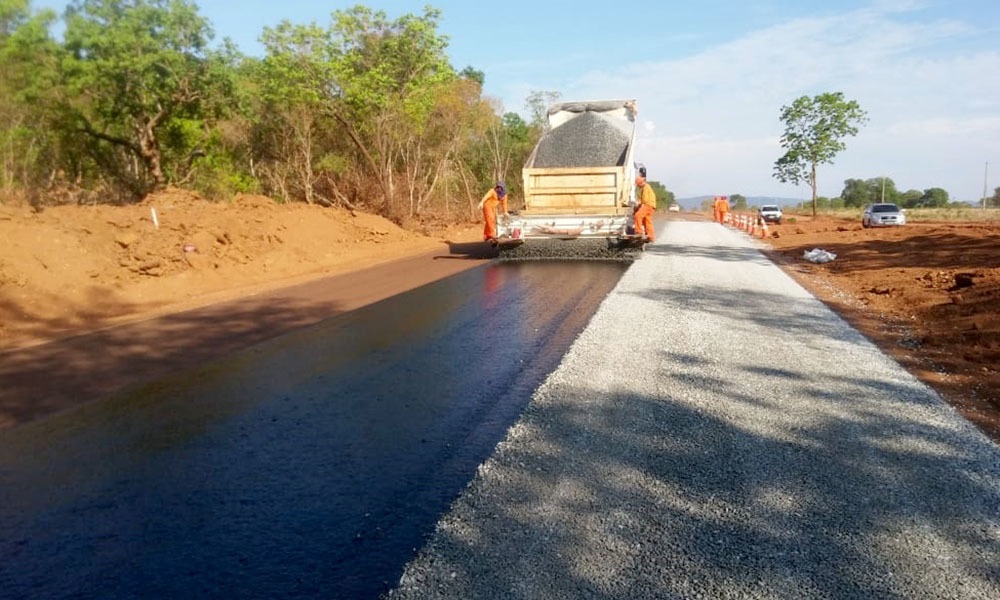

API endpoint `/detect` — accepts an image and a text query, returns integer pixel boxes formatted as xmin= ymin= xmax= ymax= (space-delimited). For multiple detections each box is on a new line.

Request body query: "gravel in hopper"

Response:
xmin=531 ymin=111 xmax=632 ymax=168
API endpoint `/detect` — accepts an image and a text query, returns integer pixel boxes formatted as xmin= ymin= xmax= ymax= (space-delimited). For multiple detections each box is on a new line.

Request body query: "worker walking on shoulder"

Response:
xmin=712 ymin=196 xmax=721 ymax=223
xmin=478 ymin=180 xmax=509 ymax=242
xmin=633 ymin=167 xmax=656 ymax=242
xmin=718 ymin=195 xmax=730 ymax=225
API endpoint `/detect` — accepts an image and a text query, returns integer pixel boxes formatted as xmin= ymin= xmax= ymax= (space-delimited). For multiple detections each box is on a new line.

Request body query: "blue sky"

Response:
xmin=35 ymin=0 xmax=999 ymax=200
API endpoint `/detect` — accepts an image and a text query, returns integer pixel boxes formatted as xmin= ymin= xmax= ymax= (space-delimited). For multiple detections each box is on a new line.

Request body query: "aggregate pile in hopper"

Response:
xmin=496 ymin=99 xmax=645 ymax=261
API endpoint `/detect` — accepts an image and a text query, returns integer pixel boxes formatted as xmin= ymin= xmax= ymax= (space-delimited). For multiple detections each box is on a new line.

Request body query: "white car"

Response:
xmin=862 ymin=203 xmax=906 ymax=227
xmin=668 ymin=204 xmax=680 ymax=212
xmin=758 ymin=205 xmax=783 ymax=224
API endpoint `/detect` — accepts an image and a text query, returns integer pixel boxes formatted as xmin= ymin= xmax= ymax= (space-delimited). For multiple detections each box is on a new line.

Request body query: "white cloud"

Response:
xmin=501 ymin=3 xmax=1000 ymax=199
xmin=886 ymin=116 xmax=1000 ymax=137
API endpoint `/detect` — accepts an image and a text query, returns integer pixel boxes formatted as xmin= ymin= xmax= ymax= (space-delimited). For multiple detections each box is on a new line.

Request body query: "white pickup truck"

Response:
xmin=496 ymin=99 xmax=644 ymax=259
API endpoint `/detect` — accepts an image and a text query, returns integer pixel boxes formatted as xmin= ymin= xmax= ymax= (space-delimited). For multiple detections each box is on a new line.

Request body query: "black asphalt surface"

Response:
xmin=0 ymin=261 xmax=627 ymax=599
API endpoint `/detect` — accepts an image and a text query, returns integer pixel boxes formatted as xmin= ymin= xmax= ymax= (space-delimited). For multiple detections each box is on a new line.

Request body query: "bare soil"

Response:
xmin=0 ymin=189 xmax=480 ymax=348
xmin=1 ymin=194 xmax=997 ymax=443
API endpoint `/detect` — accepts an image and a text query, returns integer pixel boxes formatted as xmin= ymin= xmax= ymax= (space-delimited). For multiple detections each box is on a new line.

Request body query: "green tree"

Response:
xmin=59 ymin=0 xmax=235 ymax=197
xmin=259 ymin=6 xmax=460 ymax=216
xmin=988 ymin=186 xmax=1000 ymax=208
xmin=256 ymin=21 xmax=347 ymax=205
xmin=840 ymin=178 xmax=871 ymax=208
xmin=796 ymin=196 xmax=834 ymax=211
xmin=820 ymin=195 xmax=841 ymax=209
xmin=333 ymin=5 xmax=458 ymax=216
xmin=0 ymin=0 xmax=58 ymax=196
xmin=453 ymin=108 xmax=537 ymax=218
xmin=486 ymin=111 xmax=533 ymax=196
xmin=459 ymin=65 xmax=484 ymax=87
xmin=919 ymin=187 xmax=949 ymax=208
xmin=773 ymin=92 xmax=868 ymax=216
xmin=899 ymin=188 xmax=923 ymax=208
xmin=648 ymin=180 xmax=675 ymax=208
xmin=729 ymin=193 xmax=747 ymax=211
xmin=867 ymin=176 xmax=898 ymax=204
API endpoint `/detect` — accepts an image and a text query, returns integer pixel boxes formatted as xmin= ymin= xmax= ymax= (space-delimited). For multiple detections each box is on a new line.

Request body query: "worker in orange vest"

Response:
xmin=477 ymin=180 xmax=509 ymax=242
xmin=712 ymin=195 xmax=721 ymax=222
xmin=718 ymin=195 xmax=730 ymax=224
xmin=633 ymin=167 xmax=656 ymax=242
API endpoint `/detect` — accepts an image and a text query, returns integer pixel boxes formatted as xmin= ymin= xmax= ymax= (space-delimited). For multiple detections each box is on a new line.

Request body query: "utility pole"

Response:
xmin=881 ymin=177 xmax=885 ymax=203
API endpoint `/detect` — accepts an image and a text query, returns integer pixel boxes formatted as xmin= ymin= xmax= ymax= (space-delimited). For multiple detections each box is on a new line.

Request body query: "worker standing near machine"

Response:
xmin=633 ymin=167 xmax=656 ymax=243
xmin=478 ymin=180 xmax=509 ymax=242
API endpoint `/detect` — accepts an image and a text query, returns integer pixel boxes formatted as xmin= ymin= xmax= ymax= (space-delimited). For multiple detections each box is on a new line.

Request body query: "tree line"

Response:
xmin=789 ymin=177 xmax=999 ymax=212
xmin=0 ymin=0 xmax=553 ymax=223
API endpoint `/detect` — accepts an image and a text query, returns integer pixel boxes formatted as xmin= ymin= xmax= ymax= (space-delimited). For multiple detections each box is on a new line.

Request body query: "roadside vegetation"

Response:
xmin=0 ymin=0 xmax=553 ymax=225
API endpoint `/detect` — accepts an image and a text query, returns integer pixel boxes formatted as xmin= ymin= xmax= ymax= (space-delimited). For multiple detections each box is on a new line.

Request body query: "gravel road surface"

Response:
xmin=387 ymin=220 xmax=1000 ymax=599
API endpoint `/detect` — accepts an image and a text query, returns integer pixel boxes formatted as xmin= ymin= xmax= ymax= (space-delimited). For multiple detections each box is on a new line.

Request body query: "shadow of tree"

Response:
xmin=393 ymin=379 xmax=1000 ymax=598
xmin=0 ymin=249 xmax=487 ymax=429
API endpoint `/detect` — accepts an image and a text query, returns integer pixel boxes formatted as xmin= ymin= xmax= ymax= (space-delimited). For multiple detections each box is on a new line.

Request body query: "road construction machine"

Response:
xmin=495 ymin=99 xmax=645 ymax=260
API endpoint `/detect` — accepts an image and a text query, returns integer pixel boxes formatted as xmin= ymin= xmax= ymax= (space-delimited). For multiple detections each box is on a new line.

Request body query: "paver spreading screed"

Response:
xmin=387 ymin=220 xmax=1000 ymax=599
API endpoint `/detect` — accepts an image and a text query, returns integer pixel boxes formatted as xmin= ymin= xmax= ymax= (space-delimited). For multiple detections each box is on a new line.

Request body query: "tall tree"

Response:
xmin=867 ymin=176 xmax=897 ymax=204
xmin=330 ymin=5 xmax=456 ymax=216
xmin=989 ymin=186 xmax=1000 ymax=209
xmin=259 ymin=6 xmax=458 ymax=215
xmin=256 ymin=21 xmax=339 ymax=205
xmin=0 ymin=0 xmax=58 ymax=196
xmin=899 ymin=188 xmax=923 ymax=208
xmin=60 ymin=0 xmax=234 ymax=197
xmin=773 ymin=92 xmax=867 ymax=216
xmin=454 ymin=108 xmax=535 ymax=217
xmin=524 ymin=90 xmax=561 ymax=131
xmin=840 ymin=178 xmax=871 ymax=208
xmin=458 ymin=65 xmax=484 ymax=87
xmin=919 ymin=187 xmax=949 ymax=208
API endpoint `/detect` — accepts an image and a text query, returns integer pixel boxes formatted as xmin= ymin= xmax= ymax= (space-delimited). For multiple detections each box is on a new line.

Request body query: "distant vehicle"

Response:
xmin=862 ymin=203 xmax=906 ymax=227
xmin=668 ymin=203 xmax=680 ymax=212
xmin=758 ymin=204 xmax=783 ymax=224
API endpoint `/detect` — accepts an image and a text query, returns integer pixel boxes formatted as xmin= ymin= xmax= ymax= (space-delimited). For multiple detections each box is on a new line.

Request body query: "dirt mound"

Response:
xmin=0 ymin=195 xmax=469 ymax=346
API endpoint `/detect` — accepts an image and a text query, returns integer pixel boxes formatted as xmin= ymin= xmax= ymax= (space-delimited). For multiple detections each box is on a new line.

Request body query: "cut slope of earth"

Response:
xmin=0 ymin=189 xmax=473 ymax=347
